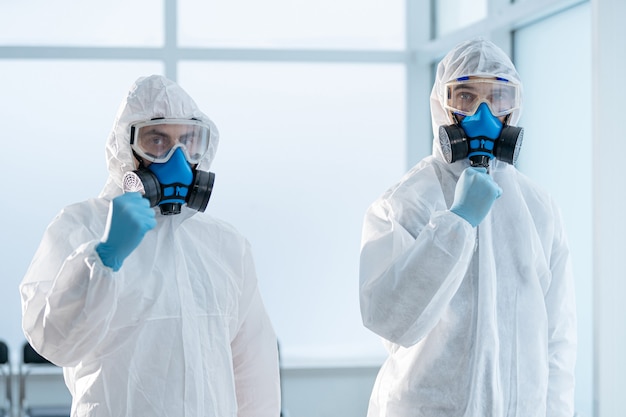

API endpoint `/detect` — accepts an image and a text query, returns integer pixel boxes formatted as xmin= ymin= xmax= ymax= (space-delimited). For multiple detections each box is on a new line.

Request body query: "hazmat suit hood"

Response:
xmin=430 ymin=38 xmax=523 ymax=168
xmin=99 ymin=74 xmax=219 ymax=200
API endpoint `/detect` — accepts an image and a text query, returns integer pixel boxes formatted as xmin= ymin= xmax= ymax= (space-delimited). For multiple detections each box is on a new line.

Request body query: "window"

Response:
xmin=435 ymin=0 xmax=488 ymax=36
xmin=179 ymin=0 xmax=404 ymax=49
xmin=0 ymin=0 xmax=163 ymax=46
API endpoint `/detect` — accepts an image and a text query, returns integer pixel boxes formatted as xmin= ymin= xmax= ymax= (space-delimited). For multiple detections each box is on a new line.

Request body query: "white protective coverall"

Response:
xmin=359 ymin=39 xmax=577 ymax=417
xmin=20 ymin=75 xmax=280 ymax=417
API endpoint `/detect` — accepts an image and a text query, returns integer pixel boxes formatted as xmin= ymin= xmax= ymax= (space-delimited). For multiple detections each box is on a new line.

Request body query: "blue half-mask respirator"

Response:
xmin=439 ymin=102 xmax=524 ymax=169
xmin=123 ymin=147 xmax=215 ymax=215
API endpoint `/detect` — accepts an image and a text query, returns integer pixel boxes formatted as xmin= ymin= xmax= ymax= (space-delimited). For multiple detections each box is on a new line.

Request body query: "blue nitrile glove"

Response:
xmin=450 ymin=167 xmax=502 ymax=227
xmin=96 ymin=192 xmax=157 ymax=271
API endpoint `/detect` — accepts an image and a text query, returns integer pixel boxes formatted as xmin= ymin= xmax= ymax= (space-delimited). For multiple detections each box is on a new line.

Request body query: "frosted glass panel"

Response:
xmin=179 ymin=62 xmax=405 ymax=365
xmin=0 ymin=1 xmax=163 ymax=46
xmin=435 ymin=0 xmax=487 ymax=36
xmin=179 ymin=0 xmax=404 ymax=49
xmin=0 ymin=60 xmax=164 ymax=360
xmin=514 ymin=3 xmax=592 ymax=415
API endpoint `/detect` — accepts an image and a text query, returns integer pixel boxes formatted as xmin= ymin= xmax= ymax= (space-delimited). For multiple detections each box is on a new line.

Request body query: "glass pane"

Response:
xmin=179 ymin=0 xmax=405 ymax=49
xmin=0 ymin=60 xmax=164 ymax=356
xmin=435 ymin=0 xmax=487 ymax=36
xmin=514 ymin=3 xmax=592 ymax=415
xmin=179 ymin=62 xmax=405 ymax=364
xmin=0 ymin=0 xmax=163 ymax=46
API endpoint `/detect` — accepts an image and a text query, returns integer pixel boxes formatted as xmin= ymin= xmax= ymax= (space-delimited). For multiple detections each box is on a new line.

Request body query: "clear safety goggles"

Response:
xmin=444 ymin=77 xmax=520 ymax=117
xmin=130 ymin=118 xmax=211 ymax=164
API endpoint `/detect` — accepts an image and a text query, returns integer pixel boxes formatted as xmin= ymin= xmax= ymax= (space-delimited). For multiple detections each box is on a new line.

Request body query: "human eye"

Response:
xmin=146 ymin=134 xmax=168 ymax=148
xmin=458 ymin=91 xmax=476 ymax=101
xmin=179 ymin=133 xmax=195 ymax=146
xmin=140 ymin=133 xmax=172 ymax=157
xmin=491 ymin=90 xmax=505 ymax=100
xmin=490 ymin=89 xmax=515 ymax=109
xmin=452 ymin=89 xmax=477 ymax=112
xmin=148 ymin=135 xmax=164 ymax=145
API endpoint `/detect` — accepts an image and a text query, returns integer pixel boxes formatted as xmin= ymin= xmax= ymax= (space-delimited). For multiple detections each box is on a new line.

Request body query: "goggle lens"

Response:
xmin=131 ymin=119 xmax=210 ymax=164
xmin=444 ymin=78 xmax=520 ymax=117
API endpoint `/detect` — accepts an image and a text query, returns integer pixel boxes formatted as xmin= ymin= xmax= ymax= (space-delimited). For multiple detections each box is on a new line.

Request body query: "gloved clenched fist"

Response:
xmin=96 ymin=192 xmax=157 ymax=271
xmin=450 ymin=167 xmax=502 ymax=227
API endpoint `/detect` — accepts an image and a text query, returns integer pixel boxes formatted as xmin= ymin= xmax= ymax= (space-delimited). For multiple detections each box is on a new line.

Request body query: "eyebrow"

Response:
xmin=179 ymin=131 xmax=197 ymax=140
xmin=143 ymin=127 xmax=171 ymax=137
xmin=453 ymin=84 xmax=479 ymax=91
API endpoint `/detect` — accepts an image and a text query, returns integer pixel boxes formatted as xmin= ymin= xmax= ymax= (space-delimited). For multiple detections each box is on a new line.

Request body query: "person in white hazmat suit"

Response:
xmin=359 ymin=38 xmax=577 ymax=416
xmin=20 ymin=75 xmax=280 ymax=417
